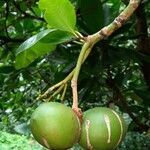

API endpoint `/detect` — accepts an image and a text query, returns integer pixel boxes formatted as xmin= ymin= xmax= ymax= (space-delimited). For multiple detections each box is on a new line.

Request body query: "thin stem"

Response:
xmin=74 ymin=31 xmax=87 ymax=42
xmin=48 ymin=85 xmax=64 ymax=101
xmin=37 ymin=81 xmax=63 ymax=99
xmin=71 ymin=43 xmax=92 ymax=110
xmin=73 ymin=43 xmax=92 ymax=82
xmin=38 ymin=45 xmax=92 ymax=100
xmin=61 ymin=84 xmax=68 ymax=101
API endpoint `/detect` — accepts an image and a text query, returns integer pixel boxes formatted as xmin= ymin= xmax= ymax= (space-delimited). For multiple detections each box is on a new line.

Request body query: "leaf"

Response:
xmin=15 ymin=29 xmax=74 ymax=69
xmin=39 ymin=29 xmax=74 ymax=44
xmin=39 ymin=0 xmax=76 ymax=33
xmin=79 ymin=0 xmax=104 ymax=33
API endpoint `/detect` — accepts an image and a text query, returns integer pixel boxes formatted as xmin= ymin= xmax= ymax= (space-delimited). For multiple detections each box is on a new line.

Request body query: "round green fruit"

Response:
xmin=30 ymin=102 xmax=81 ymax=150
xmin=79 ymin=107 xmax=127 ymax=150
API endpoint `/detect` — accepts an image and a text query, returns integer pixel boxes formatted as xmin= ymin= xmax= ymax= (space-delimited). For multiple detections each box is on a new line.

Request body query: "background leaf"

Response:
xmin=0 ymin=65 xmax=15 ymax=74
xmin=39 ymin=0 xmax=76 ymax=33
xmin=78 ymin=0 xmax=104 ymax=33
xmin=103 ymin=0 xmax=122 ymax=25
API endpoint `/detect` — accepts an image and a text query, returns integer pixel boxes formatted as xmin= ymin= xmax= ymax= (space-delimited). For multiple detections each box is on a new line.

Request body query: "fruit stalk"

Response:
xmin=71 ymin=42 xmax=92 ymax=118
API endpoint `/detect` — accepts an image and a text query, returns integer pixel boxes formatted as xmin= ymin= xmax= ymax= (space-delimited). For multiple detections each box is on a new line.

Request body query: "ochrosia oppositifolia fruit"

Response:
xmin=30 ymin=102 xmax=81 ymax=150
xmin=79 ymin=107 xmax=127 ymax=150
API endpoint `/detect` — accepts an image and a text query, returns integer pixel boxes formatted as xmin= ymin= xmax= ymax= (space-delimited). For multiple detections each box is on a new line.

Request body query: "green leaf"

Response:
xmin=39 ymin=0 xmax=76 ymax=33
xmin=15 ymin=29 xmax=74 ymax=69
xmin=79 ymin=0 xmax=104 ymax=33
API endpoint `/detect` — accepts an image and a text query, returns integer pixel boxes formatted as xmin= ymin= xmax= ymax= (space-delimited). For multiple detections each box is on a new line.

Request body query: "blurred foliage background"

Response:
xmin=0 ymin=0 xmax=150 ymax=149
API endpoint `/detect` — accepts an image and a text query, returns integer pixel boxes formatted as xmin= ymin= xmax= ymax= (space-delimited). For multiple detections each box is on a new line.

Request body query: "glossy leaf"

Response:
xmin=15 ymin=29 xmax=74 ymax=69
xmin=39 ymin=0 xmax=76 ymax=33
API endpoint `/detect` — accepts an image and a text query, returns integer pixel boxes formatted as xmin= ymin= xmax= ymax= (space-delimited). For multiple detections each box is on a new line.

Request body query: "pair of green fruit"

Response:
xmin=30 ymin=102 xmax=127 ymax=150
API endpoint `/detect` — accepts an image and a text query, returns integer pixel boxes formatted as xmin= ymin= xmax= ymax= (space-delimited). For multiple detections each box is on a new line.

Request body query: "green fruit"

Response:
xmin=30 ymin=102 xmax=81 ymax=150
xmin=79 ymin=107 xmax=127 ymax=150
